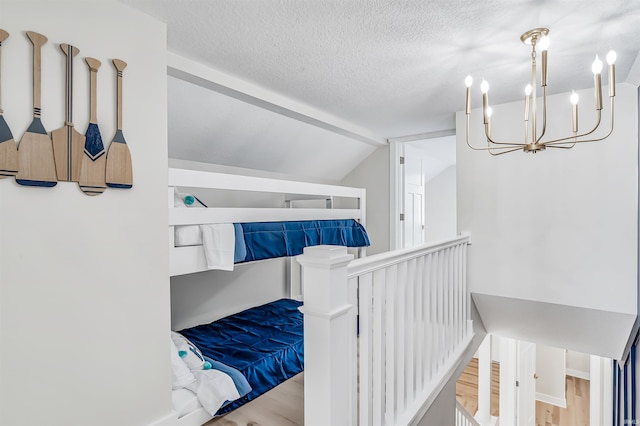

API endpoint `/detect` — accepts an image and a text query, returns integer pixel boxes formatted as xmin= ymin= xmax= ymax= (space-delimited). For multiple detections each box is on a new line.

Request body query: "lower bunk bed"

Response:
xmin=170 ymin=298 xmax=304 ymax=425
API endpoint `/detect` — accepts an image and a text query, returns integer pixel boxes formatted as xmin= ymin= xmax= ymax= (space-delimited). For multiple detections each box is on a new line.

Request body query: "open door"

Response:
xmin=500 ymin=337 xmax=537 ymax=426
xmin=402 ymin=144 xmax=425 ymax=248
xmin=517 ymin=340 xmax=537 ymax=426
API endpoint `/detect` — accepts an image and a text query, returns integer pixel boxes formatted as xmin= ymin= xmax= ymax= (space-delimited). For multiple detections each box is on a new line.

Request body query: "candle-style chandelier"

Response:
xmin=465 ymin=28 xmax=616 ymax=155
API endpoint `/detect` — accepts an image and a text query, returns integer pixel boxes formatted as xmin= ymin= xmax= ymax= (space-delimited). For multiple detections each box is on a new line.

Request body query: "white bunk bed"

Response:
xmin=168 ymin=167 xmax=366 ymax=277
xmin=167 ymin=167 xmax=368 ymax=425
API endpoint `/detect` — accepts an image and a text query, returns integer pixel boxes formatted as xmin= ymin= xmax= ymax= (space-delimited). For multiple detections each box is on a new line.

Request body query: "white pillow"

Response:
xmin=170 ymin=338 xmax=197 ymax=391
xmin=171 ymin=331 xmax=211 ymax=371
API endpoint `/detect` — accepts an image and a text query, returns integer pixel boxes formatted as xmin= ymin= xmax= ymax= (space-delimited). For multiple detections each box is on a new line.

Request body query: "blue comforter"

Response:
xmin=239 ymin=219 xmax=369 ymax=262
xmin=179 ymin=299 xmax=304 ymax=414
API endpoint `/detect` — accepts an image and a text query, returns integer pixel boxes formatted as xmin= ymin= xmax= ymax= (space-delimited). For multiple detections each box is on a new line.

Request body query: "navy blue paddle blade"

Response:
xmin=0 ymin=115 xmax=18 ymax=178
xmin=84 ymin=122 xmax=105 ymax=160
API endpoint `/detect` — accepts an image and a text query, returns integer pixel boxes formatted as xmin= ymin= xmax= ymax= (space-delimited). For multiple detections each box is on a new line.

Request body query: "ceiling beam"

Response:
xmin=167 ymin=52 xmax=387 ymax=148
xmin=387 ymin=128 xmax=456 ymax=144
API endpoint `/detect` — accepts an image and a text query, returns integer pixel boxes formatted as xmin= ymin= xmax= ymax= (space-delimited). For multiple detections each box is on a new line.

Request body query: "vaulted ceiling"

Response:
xmin=122 ymin=0 xmax=640 ymax=180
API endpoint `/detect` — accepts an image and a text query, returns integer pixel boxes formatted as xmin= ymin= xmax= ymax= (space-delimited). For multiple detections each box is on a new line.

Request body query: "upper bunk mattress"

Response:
xmin=178 ymin=298 xmax=304 ymax=414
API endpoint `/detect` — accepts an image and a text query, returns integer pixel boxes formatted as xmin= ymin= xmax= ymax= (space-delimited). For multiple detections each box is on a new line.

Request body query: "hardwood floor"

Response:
xmin=455 ymin=357 xmax=591 ymax=426
xmin=205 ymin=357 xmax=589 ymax=425
xmin=535 ymin=375 xmax=590 ymax=426
xmin=456 ymin=357 xmax=501 ymax=417
xmin=205 ymin=373 xmax=304 ymax=426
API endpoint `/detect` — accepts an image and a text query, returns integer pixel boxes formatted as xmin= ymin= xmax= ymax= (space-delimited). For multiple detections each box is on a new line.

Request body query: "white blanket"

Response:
xmin=192 ymin=369 xmax=242 ymax=416
xmin=199 ymin=224 xmax=235 ymax=271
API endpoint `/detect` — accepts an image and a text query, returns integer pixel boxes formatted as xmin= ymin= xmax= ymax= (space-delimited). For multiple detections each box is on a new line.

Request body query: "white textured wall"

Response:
xmin=341 ymin=145 xmax=390 ymax=254
xmin=425 ymin=165 xmax=457 ymax=241
xmin=457 ymin=83 xmax=638 ymax=315
xmin=0 ymin=2 xmax=170 ymax=425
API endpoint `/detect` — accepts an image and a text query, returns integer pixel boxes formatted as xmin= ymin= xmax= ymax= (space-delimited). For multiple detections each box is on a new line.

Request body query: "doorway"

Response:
xmin=390 ymin=134 xmax=457 ymax=249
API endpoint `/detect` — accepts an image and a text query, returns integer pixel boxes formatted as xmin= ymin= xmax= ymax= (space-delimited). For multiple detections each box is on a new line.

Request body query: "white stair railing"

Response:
xmin=298 ymin=233 xmax=473 ymax=426
xmin=456 ymin=401 xmax=482 ymax=426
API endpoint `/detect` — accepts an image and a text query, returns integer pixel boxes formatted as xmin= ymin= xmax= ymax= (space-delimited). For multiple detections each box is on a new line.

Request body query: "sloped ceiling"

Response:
xmin=122 ymin=0 xmax=640 ymax=180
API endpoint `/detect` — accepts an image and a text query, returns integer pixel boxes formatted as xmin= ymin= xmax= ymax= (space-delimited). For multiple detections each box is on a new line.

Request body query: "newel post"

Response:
xmin=297 ymin=245 xmax=355 ymax=426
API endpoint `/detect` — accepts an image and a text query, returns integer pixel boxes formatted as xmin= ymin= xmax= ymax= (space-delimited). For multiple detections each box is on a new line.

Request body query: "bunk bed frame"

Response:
xmin=169 ymin=167 xmax=366 ymax=278
xmin=167 ymin=167 xmax=368 ymax=425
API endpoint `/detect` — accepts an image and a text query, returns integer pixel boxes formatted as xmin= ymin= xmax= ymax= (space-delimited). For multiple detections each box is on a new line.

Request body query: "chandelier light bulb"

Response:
xmin=465 ymin=75 xmax=473 ymax=88
xmin=606 ymin=50 xmax=617 ymax=65
xmin=592 ymin=55 xmax=603 ymax=75
xmin=524 ymin=84 xmax=532 ymax=96
xmin=539 ymin=35 xmax=550 ymax=51
xmin=570 ymin=91 xmax=579 ymax=105
xmin=480 ymin=79 xmax=489 ymax=94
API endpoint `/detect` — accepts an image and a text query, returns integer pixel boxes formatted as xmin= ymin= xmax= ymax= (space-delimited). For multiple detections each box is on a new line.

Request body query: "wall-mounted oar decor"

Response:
xmin=78 ymin=57 xmax=106 ymax=195
xmin=52 ymin=43 xmax=84 ymax=182
xmin=0 ymin=29 xmax=18 ymax=179
xmin=16 ymin=31 xmax=57 ymax=187
xmin=105 ymin=59 xmax=132 ymax=189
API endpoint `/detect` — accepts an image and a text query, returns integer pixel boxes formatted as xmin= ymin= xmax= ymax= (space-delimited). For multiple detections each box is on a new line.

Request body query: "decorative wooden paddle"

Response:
xmin=105 ymin=59 xmax=132 ymax=189
xmin=0 ymin=29 xmax=18 ymax=179
xmin=51 ymin=43 xmax=84 ymax=182
xmin=78 ymin=57 xmax=106 ymax=195
xmin=16 ymin=31 xmax=57 ymax=187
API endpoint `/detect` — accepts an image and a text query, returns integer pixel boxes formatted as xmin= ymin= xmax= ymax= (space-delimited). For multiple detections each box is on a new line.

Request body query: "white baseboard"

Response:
xmin=566 ymin=368 xmax=590 ymax=380
xmin=148 ymin=411 xmax=178 ymax=426
xmin=535 ymin=392 xmax=567 ymax=408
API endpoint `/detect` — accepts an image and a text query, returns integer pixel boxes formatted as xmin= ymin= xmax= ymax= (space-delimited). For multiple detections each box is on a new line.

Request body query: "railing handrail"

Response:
xmin=347 ymin=232 xmax=470 ymax=278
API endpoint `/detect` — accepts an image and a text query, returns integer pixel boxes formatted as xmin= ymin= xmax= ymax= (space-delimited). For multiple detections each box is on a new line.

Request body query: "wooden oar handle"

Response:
xmin=113 ymin=59 xmax=127 ymax=130
xmin=60 ymin=44 xmax=79 ymax=123
xmin=59 ymin=43 xmax=79 ymax=58
xmin=26 ymin=31 xmax=47 ymax=114
xmin=0 ymin=29 xmax=7 ymax=114
xmin=86 ymin=57 xmax=101 ymax=72
xmin=86 ymin=57 xmax=101 ymax=123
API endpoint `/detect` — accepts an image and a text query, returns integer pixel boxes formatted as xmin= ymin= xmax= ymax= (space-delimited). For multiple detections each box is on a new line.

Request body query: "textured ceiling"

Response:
xmin=122 ymin=0 xmax=640 ymax=179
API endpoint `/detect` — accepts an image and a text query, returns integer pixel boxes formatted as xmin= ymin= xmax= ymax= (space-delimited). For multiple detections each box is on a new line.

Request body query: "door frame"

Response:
xmin=389 ymin=129 xmax=455 ymax=250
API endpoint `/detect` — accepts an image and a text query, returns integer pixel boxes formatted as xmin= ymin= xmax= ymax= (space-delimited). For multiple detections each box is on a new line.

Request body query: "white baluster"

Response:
xmin=372 ymin=269 xmax=386 ymax=425
xmin=406 ymin=257 xmax=416 ymax=404
xmin=359 ymin=272 xmax=373 ymax=426
xmin=385 ymin=264 xmax=397 ymax=425
xmin=396 ymin=260 xmax=407 ymax=413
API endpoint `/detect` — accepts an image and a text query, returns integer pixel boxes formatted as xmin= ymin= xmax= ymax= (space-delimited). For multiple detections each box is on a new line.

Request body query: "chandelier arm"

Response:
xmin=546 ymin=144 xmax=576 ymax=149
xmin=484 ymin=126 xmax=526 ymax=147
xmin=488 ymin=146 xmax=525 ymax=156
xmin=542 ymin=110 xmax=603 ymax=145
xmin=546 ymin=99 xmax=613 ymax=146
xmin=536 ymin=86 xmax=548 ymax=143
xmin=465 ymin=115 xmax=525 ymax=151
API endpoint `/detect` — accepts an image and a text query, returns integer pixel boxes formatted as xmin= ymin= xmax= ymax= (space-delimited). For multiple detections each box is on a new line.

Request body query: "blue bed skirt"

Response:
xmin=178 ymin=298 xmax=304 ymax=414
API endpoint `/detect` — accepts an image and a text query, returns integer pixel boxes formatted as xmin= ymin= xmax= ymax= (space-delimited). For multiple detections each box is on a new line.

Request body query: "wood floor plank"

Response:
xmin=456 ymin=357 xmax=590 ymax=426
xmin=206 ymin=373 xmax=304 ymax=426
